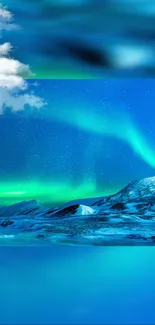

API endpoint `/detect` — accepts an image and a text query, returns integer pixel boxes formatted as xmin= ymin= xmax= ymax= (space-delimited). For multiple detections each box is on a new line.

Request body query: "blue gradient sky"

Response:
xmin=2 ymin=0 xmax=155 ymax=78
xmin=0 ymin=79 xmax=155 ymax=205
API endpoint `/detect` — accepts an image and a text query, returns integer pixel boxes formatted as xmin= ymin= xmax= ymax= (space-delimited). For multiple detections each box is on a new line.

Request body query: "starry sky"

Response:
xmin=1 ymin=4 xmax=155 ymax=325
xmin=1 ymin=1 xmax=155 ymax=206
xmin=1 ymin=78 xmax=155 ymax=206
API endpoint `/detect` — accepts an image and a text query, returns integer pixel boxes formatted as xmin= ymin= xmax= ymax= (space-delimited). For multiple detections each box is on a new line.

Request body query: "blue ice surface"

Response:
xmin=0 ymin=246 xmax=155 ymax=324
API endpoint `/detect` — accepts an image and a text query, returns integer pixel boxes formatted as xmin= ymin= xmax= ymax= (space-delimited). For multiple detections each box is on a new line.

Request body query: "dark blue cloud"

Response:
xmin=2 ymin=0 xmax=155 ymax=77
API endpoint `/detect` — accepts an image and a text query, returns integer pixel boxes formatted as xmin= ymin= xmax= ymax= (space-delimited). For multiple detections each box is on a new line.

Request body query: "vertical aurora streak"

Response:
xmin=48 ymin=103 xmax=155 ymax=168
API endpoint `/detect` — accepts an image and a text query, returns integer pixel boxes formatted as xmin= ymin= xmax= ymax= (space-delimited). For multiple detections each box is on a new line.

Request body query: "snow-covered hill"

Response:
xmin=1 ymin=176 xmax=155 ymax=245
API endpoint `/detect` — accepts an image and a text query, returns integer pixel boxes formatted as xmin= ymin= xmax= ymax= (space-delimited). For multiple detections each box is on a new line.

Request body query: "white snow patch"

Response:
xmin=76 ymin=205 xmax=97 ymax=216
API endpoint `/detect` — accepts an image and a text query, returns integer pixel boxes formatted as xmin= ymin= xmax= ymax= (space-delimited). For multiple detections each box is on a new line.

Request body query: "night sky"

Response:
xmin=1 ymin=1 xmax=155 ymax=206
xmin=1 ymin=4 xmax=155 ymax=325
xmin=1 ymin=79 xmax=155 ymax=206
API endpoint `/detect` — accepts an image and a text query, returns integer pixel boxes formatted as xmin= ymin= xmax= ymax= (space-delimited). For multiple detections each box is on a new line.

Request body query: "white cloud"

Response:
xmin=0 ymin=89 xmax=46 ymax=114
xmin=0 ymin=74 xmax=26 ymax=89
xmin=0 ymin=3 xmax=45 ymax=114
xmin=0 ymin=42 xmax=12 ymax=55
xmin=0 ymin=4 xmax=18 ymax=31
xmin=0 ymin=53 xmax=34 ymax=93
xmin=0 ymin=6 xmax=12 ymax=21
xmin=0 ymin=55 xmax=33 ymax=91
xmin=0 ymin=57 xmax=33 ymax=76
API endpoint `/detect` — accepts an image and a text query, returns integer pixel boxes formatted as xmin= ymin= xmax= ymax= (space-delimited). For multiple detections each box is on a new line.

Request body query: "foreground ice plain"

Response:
xmin=1 ymin=177 xmax=155 ymax=245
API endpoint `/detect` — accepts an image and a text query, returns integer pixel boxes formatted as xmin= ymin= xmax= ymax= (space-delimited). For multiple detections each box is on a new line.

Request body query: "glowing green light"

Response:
xmin=0 ymin=179 xmax=119 ymax=206
xmin=0 ymin=191 xmax=27 ymax=196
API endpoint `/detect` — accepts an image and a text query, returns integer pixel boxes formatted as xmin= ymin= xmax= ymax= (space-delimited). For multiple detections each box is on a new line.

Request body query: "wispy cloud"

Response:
xmin=0 ymin=5 xmax=12 ymax=21
xmin=0 ymin=89 xmax=46 ymax=114
xmin=0 ymin=4 xmax=18 ymax=31
xmin=0 ymin=3 xmax=45 ymax=114
xmin=0 ymin=42 xmax=12 ymax=55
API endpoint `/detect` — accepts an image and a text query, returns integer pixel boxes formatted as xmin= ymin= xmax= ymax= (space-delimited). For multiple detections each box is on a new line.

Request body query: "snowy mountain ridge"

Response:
xmin=0 ymin=176 xmax=155 ymax=245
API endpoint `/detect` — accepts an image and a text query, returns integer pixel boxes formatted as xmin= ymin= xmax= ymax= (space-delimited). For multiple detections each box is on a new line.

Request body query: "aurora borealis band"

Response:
xmin=0 ymin=179 xmax=117 ymax=206
xmin=49 ymin=101 xmax=155 ymax=168
xmin=1 ymin=79 xmax=155 ymax=206
xmin=2 ymin=2 xmax=155 ymax=325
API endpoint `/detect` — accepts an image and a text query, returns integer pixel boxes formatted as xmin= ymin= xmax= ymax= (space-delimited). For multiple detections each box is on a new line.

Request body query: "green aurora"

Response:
xmin=1 ymin=102 xmax=155 ymax=206
xmin=0 ymin=179 xmax=119 ymax=206
xmin=49 ymin=103 xmax=155 ymax=169
xmin=1 ymin=80 xmax=155 ymax=207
